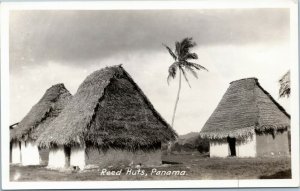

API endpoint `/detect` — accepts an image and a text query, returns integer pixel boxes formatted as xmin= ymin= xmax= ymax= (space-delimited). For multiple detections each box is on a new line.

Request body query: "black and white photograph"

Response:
xmin=1 ymin=0 xmax=299 ymax=189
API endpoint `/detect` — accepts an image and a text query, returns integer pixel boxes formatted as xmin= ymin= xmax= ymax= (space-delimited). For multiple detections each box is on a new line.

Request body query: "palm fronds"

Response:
xmin=184 ymin=61 xmax=208 ymax=71
xmin=184 ymin=65 xmax=198 ymax=79
xmin=163 ymin=44 xmax=177 ymax=61
xmin=279 ymin=70 xmax=290 ymax=98
xmin=167 ymin=62 xmax=178 ymax=84
xmin=177 ymin=37 xmax=196 ymax=59
xmin=163 ymin=37 xmax=208 ymax=85
xmin=182 ymin=53 xmax=198 ymax=60
xmin=179 ymin=66 xmax=191 ymax=88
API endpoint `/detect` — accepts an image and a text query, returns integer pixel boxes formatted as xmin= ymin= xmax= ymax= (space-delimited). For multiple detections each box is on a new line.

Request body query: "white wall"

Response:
xmin=48 ymin=146 xmax=67 ymax=169
xmin=209 ymin=140 xmax=229 ymax=157
xmin=236 ymin=133 xmax=256 ymax=157
xmin=11 ymin=141 xmax=21 ymax=164
xmin=70 ymin=146 xmax=85 ymax=170
xmin=21 ymin=140 xmax=40 ymax=165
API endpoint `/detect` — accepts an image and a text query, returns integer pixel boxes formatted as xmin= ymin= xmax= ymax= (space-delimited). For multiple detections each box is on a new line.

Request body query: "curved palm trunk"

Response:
xmin=167 ymin=70 xmax=182 ymax=155
xmin=171 ymin=69 xmax=182 ymax=127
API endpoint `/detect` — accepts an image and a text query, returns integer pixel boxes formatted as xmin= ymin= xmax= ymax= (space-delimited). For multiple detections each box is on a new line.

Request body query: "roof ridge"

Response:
xmin=255 ymin=80 xmax=290 ymax=118
xmin=230 ymin=77 xmax=258 ymax=84
xmin=121 ymin=67 xmax=176 ymax=136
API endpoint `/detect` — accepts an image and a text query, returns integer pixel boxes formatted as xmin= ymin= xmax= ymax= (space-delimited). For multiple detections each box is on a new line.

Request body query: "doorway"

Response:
xmin=227 ymin=137 xmax=236 ymax=156
xmin=64 ymin=146 xmax=71 ymax=167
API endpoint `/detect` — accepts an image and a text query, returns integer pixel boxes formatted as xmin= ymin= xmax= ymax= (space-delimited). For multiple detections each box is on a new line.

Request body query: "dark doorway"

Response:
xmin=64 ymin=146 xmax=71 ymax=167
xmin=10 ymin=142 xmax=12 ymax=163
xmin=227 ymin=137 xmax=236 ymax=156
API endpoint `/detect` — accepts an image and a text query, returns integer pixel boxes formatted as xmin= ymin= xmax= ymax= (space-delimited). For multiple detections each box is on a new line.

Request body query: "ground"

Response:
xmin=10 ymin=153 xmax=291 ymax=181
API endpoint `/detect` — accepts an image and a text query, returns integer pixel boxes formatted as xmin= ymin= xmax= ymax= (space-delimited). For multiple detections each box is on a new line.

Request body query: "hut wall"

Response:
xmin=11 ymin=141 xmax=21 ymax=164
xmin=209 ymin=140 xmax=229 ymax=157
xmin=48 ymin=146 xmax=69 ymax=169
xmin=85 ymin=148 xmax=162 ymax=167
xmin=236 ymin=134 xmax=256 ymax=157
xmin=21 ymin=140 xmax=40 ymax=166
xmin=70 ymin=146 xmax=86 ymax=170
xmin=256 ymin=131 xmax=289 ymax=156
xmin=39 ymin=148 xmax=49 ymax=165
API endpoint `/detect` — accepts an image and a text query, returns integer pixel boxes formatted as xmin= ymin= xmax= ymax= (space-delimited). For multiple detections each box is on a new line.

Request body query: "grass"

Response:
xmin=10 ymin=153 xmax=291 ymax=181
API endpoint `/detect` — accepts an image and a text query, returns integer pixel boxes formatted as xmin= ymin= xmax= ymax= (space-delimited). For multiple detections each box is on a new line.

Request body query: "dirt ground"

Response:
xmin=10 ymin=153 xmax=291 ymax=181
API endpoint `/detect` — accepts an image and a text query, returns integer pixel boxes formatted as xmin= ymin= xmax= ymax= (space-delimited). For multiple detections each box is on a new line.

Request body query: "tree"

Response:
xmin=163 ymin=37 xmax=208 ymax=128
xmin=279 ymin=70 xmax=290 ymax=98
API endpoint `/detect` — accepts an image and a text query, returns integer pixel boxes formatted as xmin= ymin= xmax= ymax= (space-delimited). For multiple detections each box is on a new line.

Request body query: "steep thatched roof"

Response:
xmin=279 ymin=70 xmax=290 ymax=98
xmin=10 ymin=83 xmax=72 ymax=142
xmin=200 ymin=78 xmax=290 ymax=139
xmin=37 ymin=65 xmax=177 ymax=150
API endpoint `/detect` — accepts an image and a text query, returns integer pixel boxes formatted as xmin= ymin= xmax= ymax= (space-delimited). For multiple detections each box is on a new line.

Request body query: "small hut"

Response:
xmin=200 ymin=78 xmax=290 ymax=158
xmin=10 ymin=123 xmax=21 ymax=164
xmin=37 ymin=65 xmax=177 ymax=170
xmin=10 ymin=83 xmax=72 ymax=165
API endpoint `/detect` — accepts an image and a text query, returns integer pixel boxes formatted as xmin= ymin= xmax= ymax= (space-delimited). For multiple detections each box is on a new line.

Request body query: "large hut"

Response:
xmin=200 ymin=78 xmax=290 ymax=158
xmin=10 ymin=83 xmax=72 ymax=165
xmin=37 ymin=65 xmax=177 ymax=170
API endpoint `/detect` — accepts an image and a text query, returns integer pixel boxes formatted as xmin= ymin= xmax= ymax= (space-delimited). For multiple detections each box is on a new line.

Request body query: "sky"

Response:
xmin=9 ymin=9 xmax=291 ymax=135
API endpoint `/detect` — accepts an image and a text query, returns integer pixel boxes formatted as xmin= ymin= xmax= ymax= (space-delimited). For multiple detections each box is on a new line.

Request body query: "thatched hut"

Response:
xmin=200 ymin=78 xmax=290 ymax=158
xmin=10 ymin=123 xmax=21 ymax=164
xmin=37 ymin=65 xmax=177 ymax=170
xmin=10 ymin=83 xmax=72 ymax=165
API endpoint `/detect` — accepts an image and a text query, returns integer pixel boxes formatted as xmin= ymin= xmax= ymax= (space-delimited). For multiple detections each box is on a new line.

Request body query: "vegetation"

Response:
xmin=169 ymin=132 xmax=209 ymax=153
xmin=279 ymin=70 xmax=290 ymax=98
xmin=163 ymin=37 xmax=208 ymax=127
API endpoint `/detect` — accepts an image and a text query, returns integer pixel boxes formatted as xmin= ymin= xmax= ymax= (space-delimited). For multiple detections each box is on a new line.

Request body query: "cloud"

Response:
xmin=10 ymin=9 xmax=289 ymax=72
xmin=10 ymin=42 xmax=290 ymax=135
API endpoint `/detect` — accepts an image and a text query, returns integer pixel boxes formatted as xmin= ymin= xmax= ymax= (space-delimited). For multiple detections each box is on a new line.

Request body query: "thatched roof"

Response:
xmin=37 ymin=65 xmax=177 ymax=150
xmin=200 ymin=78 xmax=290 ymax=140
xmin=279 ymin=70 xmax=290 ymax=98
xmin=10 ymin=122 xmax=19 ymax=130
xmin=10 ymin=123 xmax=19 ymax=142
xmin=10 ymin=83 xmax=72 ymax=142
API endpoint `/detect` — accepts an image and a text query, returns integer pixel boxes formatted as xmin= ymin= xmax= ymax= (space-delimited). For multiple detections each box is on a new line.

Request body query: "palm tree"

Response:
xmin=279 ymin=70 xmax=290 ymax=98
xmin=163 ymin=37 xmax=208 ymax=128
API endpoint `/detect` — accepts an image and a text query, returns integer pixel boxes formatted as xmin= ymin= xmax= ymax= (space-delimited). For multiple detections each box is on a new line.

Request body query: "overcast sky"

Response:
xmin=10 ymin=9 xmax=290 ymax=135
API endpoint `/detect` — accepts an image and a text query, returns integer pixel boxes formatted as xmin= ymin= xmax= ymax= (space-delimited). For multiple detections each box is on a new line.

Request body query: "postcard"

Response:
xmin=1 ymin=0 xmax=299 ymax=189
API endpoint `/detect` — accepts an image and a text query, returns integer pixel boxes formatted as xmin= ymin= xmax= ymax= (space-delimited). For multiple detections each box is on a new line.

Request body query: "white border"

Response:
xmin=1 ymin=0 xmax=299 ymax=189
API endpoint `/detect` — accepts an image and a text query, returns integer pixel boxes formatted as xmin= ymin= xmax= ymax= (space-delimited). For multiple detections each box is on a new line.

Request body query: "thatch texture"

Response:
xmin=200 ymin=78 xmax=290 ymax=139
xmin=37 ymin=65 xmax=177 ymax=150
xmin=9 ymin=123 xmax=19 ymax=141
xmin=10 ymin=83 xmax=72 ymax=142
xmin=279 ymin=70 xmax=290 ymax=98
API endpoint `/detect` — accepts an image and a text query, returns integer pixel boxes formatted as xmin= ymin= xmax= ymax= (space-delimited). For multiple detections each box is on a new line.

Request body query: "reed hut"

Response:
xmin=200 ymin=78 xmax=290 ymax=158
xmin=10 ymin=123 xmax=21 ymax=164
xmin=37 ymin=65 xmax=176 ymax=170
xmin=10 ymin=83 xmax=72 ymax=165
